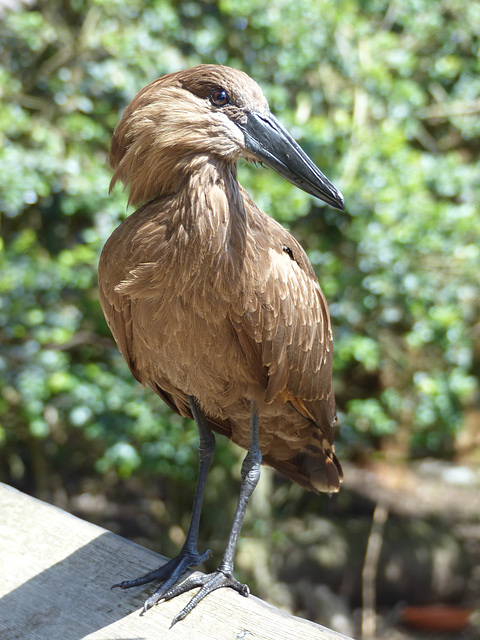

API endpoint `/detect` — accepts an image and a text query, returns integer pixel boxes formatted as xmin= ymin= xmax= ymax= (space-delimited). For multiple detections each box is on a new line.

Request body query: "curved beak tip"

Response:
xmin=329 ymin=189 xmax=345 ymax=211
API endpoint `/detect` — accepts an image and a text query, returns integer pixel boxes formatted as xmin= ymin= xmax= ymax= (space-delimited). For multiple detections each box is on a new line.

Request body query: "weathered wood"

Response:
xmin=0 ymin=483 xmax=354 ymax=640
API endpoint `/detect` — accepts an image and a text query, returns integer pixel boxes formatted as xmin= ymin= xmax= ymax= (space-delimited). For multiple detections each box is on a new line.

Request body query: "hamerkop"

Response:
xmin=99 ymin=64 xmax=345 ymax=624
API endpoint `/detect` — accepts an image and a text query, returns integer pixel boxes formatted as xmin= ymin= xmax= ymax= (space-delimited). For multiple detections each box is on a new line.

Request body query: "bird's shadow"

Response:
xmin=0 ymin=530 xmax=196 ymax=639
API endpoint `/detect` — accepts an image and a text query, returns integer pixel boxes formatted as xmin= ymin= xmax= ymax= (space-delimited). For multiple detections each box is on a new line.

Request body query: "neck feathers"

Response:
xmin=172 ymin=163 xmax=247 ymax=280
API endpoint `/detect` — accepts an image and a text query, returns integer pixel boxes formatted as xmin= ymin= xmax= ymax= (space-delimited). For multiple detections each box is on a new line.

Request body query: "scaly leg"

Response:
xmin=112 ymin=396 xmax=215 ymax=610
xmin=160 ymin=401 xmax=262 ymax=626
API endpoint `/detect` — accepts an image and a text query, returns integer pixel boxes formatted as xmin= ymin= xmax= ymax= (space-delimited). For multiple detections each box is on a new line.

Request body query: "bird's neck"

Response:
xmin=173 ymin=157 xmax=242 ymax=228
xmin=163 ymin=157 xmax=248 ymax=278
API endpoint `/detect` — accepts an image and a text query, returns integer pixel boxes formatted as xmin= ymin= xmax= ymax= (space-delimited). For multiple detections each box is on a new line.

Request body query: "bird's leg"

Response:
xmin=112 ymin=395 xmax=215 ymax=610
xmin=160 ymin=401 xmax=262 ymax=626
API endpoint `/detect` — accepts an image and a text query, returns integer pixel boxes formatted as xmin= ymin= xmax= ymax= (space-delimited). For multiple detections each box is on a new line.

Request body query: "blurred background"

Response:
xmin=1 ymin=0 xmax=479 ymax=638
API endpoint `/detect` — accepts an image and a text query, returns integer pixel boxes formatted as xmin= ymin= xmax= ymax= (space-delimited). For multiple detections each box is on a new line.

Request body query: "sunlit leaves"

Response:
xmin=1 ymin=0 xmax=479 ymax=494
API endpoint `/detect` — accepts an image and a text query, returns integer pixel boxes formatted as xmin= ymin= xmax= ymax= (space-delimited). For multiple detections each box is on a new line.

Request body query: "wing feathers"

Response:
xmin=229 ymin=208 xmax=340 ymax=490
xmin=231 ymin=239 xmax=334 ymax=405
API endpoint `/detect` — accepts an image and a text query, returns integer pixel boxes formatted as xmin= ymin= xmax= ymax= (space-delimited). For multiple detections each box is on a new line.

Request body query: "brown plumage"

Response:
xmin=99 ymin=64 xmax=344 ymax=623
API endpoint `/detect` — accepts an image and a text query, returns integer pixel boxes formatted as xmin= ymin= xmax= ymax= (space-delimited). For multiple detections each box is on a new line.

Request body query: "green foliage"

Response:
xmin=1 ymin=0 xmax=479 ymax=501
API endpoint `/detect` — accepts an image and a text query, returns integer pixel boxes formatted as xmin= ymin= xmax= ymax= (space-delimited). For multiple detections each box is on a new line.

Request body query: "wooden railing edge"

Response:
xmin=0 ymin=482 xmax=355 ymax=640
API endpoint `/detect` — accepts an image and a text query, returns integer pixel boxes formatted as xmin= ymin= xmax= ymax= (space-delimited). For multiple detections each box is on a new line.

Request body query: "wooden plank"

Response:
xmin=0 ymin=483 xmax=354 ymax=640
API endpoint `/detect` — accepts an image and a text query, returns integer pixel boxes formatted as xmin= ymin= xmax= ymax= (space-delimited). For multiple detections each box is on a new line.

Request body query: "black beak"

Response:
xmin=238 ymin=111 xmax=344 ymax=210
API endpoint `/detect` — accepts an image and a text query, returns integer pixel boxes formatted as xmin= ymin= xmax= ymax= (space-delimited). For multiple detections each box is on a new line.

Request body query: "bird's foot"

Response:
xmin=111 ymin=547 xmax=212 ymax=611
xmin=160 ymin=569 xmax=249 ymax=627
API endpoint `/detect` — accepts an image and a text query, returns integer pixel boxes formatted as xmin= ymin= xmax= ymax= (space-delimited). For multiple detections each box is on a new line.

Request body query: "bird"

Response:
xmin=98 ymin=64 xmax=345 ymax=625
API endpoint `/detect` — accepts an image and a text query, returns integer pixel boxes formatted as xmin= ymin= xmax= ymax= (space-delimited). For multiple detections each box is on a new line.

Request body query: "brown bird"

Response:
xmin=99 ymin=64 xmax=344 ymax=625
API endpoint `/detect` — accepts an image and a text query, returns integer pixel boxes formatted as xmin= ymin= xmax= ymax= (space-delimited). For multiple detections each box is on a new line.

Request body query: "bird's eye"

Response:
xmin=210 ymin=89 xmax=229 ymax=107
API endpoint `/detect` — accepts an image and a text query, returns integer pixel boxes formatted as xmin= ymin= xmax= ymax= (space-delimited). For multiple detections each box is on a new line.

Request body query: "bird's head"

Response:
xmin=110 ymin=64 xmax=344 ymax=210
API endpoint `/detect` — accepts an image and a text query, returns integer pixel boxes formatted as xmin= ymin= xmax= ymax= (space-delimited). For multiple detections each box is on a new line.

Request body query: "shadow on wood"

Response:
xmin=0 ymin=483 xmax=354 ymax=640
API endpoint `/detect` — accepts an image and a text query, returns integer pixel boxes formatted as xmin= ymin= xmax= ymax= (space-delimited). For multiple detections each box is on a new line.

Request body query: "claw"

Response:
xmin=161 ymin=570 xmax=250 ymax=626
xmin=111 ymin=546 xmax=213 ymax=610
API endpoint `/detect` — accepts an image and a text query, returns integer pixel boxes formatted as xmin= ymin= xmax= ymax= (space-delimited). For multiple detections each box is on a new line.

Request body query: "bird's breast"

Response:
xmin=101 ymin=203 xmax=257 ymax=403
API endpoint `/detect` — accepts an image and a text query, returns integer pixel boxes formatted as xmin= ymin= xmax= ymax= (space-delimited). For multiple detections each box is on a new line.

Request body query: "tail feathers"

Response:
xmin=202 ymin=405 xmax=343 ymax=494
xmin=263 ymin=446 xmax=343 ymax=494
xmin=152 ymin=390 xmax=343 ymax=494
